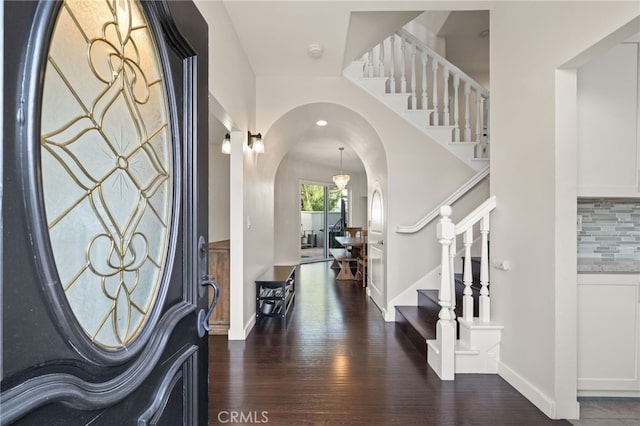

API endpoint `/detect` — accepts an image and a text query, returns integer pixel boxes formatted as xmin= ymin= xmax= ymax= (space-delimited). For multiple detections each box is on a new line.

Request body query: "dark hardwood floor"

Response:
xmin=208 ymin=262 xmax=569 ymax=425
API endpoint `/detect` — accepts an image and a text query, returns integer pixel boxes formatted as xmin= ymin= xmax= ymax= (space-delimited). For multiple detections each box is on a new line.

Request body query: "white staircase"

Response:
xmin=351 ymin=26 xmax=499 ymax=380
xmin=427 ymin=197 xmax=503 ymax=380
xmin=344 ymin=28 xmax=490 ymax=172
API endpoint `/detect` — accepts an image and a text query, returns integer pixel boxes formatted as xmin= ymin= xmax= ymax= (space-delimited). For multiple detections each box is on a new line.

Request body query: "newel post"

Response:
xmin=436 ymin=206 xmax=456 ymax=380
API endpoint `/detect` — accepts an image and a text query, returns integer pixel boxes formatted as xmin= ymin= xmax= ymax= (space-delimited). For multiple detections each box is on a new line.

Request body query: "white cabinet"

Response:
xmin=577 ymin=274 xmax=640 ymax=396
xmin=577 ymin=42 xmax=640 ymax=197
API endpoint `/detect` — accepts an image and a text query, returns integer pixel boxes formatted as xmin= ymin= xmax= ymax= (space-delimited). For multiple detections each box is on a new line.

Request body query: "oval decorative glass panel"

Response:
xmin=40 ymin=0 xmax=173 ymax=349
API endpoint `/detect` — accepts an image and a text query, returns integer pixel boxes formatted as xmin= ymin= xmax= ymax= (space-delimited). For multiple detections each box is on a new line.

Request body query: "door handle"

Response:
xmin=197 ymin=277 xmax=219 ymax=338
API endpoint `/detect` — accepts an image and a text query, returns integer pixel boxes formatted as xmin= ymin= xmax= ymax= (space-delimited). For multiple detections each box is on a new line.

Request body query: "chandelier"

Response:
xmin=332 ymin=147 xmax=350 ymax=190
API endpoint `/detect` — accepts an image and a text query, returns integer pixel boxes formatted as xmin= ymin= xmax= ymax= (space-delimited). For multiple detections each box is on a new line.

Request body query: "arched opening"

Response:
xmin=266 ymin=102 xmax=388 ymax=309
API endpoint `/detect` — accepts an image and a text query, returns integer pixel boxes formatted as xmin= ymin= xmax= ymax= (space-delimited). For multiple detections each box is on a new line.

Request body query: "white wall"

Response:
xmin=208 ymin=118 xmax=230 ymax=242
xmin=274 ymin=156 xmax=367 ymax=265
xmin=195 ymin=1 xmax=257 ymax=339
xmin=577 ymin=42 xmax=639 ymax=196
xmin=490 ymin=1 xmax=639 ymax=419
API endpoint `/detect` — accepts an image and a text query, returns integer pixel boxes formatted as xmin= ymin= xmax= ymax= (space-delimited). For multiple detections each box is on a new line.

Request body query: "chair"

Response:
xmin=343 ymin=227 xmax=362 ymax=238
xmin=357 ymin=230 xmax=368 ymax=287
xmin=342 ymin=227 xmax=362 ymax=259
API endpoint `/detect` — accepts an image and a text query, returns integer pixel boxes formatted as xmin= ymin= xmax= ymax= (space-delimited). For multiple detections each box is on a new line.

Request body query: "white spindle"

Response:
xmin=443 ymin=67 xmax=450 ymax=125
xmin=464 ymin=82 xmax=471 ymax=142
xmin=484 ymin=97 xmax=490 ymax=155
xmin=378 ymin=41 xmax=385 ymax=78
xmin=389 ymin=35 xmax=396 ymax=94
xmin=475 ymin=91 xmax=482 ymax=143
xmin=453 ymin=75 xmax=460 ymax=142
xmin=431 ymin=60 xmax=439 ymax=125
xmin=449 ymin=233 xmax=457 ymax=319
xmin=411 ymin=44 xmax=417 ymax=109
xmin=400 ymin=38 xmax=407 ymax=94
xmin=421 ymin=52 xmax=428 ymax=110
xmin=479 ymin=214 xmax=490 ymax=322
xmin=462 ymin=228 xmax=473 ymax=322
xmin=367 ymin=48 xmax=374 ymax=78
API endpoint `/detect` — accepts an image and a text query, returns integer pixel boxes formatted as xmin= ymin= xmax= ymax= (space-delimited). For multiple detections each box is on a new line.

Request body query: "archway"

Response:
xmin=265 ymin=102 xmax=388 ymax=310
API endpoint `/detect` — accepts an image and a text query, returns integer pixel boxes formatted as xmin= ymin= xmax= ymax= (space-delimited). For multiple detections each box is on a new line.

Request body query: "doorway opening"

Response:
xmin=300 ymin=182 xmax=350 ymax=263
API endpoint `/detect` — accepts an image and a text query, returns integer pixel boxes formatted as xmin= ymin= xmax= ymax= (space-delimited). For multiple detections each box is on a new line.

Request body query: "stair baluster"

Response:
xmin=431 ymin=59 xmax=439 ymax=125
xmin=475 ymin=92 xmax=482 ymax=143
xmin=453 ymin=74 xmax=460 ymax=142
xmin=462 ymin=228 xmax=474 ymax=321
xmin=421 ymin=52 xmax=428 ymax=111
xmin=378 ymin=41 xmax=384 ymax=77
xmin=449 ymin=231 xmax=457 ymax=320
xmin=400 ymin=37 xmax=407 ymax=94
xmin=410 ymin=44 xmax=416 ymax=109
xmin=443 ymin=67 xmax=450 ymax=125
xmin=464 ymin=82 xmax=471 ymax=142
xmin=389 ymin=34 xmax=396 ymax=93
xmin=479 ymin=214 xmax=490 ymax=322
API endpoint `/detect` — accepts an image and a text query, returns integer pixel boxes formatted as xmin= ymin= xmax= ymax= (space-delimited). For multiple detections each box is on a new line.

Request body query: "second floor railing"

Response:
xmin=361 ymin=28 xmax=490 ymax=158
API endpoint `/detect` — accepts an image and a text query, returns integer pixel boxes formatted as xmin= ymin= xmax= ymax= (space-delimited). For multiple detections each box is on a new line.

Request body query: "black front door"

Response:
xmin=2 ymin=1 xmax=209 ymax=424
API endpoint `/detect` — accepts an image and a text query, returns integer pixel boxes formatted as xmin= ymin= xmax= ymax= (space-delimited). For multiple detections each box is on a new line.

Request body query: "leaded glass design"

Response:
xmin=40 ymin=0 xmax=173 ymax=349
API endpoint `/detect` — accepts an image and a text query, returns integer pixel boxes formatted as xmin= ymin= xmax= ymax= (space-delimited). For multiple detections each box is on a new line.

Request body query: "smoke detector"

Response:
xmin=307 ymin=44 xmax=323 ymax=58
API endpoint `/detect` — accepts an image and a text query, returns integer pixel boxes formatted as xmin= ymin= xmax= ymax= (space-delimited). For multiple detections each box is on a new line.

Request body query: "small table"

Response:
xmin=334 ymin=236 xmax=366 ymax=259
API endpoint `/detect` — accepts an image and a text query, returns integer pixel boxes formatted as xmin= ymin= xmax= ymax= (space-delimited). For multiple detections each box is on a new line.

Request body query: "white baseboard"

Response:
xmin=578 ymin=389 xmax=640 ymax=398
xmin=498 ymin=360 xmax=557 ymax=419
xmin=228 ymin=316 xmax=255 ymax=340
xmin=384 ymin=307 xmax=394 ymax=322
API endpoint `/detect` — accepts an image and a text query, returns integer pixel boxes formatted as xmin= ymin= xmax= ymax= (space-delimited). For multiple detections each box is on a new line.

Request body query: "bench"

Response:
xmin=255 ymin=265 xmax=297 ymax=326
xmin=329 ymin=248 xmax=359 ymax=281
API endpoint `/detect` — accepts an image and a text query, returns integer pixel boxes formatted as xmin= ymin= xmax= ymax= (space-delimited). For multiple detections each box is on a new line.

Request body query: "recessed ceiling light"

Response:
xmin=316 ymin=120 xmax=328 ymax=127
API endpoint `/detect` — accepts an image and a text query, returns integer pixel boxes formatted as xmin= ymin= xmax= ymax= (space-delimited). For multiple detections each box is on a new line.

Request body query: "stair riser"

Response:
xmin=417 ymin=290 xmax=440 ymax=310
xmin=455 ymin=350 xmax=500 ymax=374
xmin=395 ymin=310 xmax=428 ymax=359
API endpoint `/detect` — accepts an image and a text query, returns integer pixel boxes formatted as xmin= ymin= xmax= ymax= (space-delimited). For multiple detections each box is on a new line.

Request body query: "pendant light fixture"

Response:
xmin=332 ymin=147 xmax=350 ymax=190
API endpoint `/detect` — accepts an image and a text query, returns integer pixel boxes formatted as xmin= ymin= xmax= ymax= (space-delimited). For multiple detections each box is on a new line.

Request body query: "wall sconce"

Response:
xmin=221 ymin=133 xmax=231 ymax=154
xmin=247 ymin=131 xmax=264 ymax=154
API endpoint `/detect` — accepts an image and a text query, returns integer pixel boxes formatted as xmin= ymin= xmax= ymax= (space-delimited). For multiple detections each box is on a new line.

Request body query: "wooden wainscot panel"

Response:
xmin=208 ymin=240 xmax=230 ymax=335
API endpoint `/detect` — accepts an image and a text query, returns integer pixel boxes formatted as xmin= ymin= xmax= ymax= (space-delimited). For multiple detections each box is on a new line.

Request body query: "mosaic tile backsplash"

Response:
xmin=577 ymin=199 xmax=640 ymax=271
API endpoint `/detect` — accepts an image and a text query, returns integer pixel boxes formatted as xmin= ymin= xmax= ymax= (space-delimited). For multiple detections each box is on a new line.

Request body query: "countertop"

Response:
xmin=577 ymin=258 xmax=640 ymax=274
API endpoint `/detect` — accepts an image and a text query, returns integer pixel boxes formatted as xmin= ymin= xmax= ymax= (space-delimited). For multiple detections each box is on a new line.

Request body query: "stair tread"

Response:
xmin=360 ymin=76 xmax=389 ymax=81
xmin=382 ymin=92 xmax=410 ymax=97
xmin=395 ymin=305 xmax=438 ymax=340
xmin=449 ymin=141 xmax=479 ymax=146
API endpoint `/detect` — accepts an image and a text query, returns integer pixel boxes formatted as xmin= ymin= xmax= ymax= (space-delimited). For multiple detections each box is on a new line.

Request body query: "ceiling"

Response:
xmin=214 ymin=2 xmax=489 ymax=174
xmin=284 ymin=130 xmax=365 ymax=174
